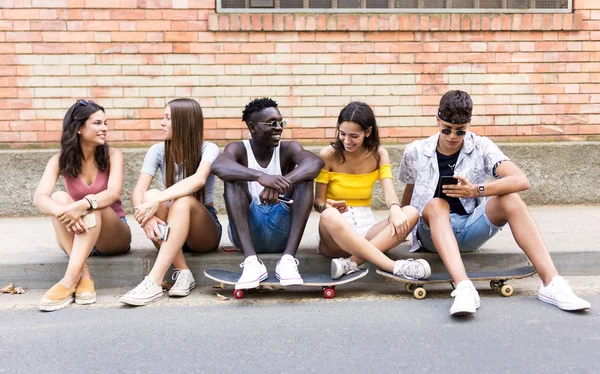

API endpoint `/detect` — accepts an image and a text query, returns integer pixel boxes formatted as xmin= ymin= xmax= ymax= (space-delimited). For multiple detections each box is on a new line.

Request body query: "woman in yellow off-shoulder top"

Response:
xmin=314 ymin=102 xmax=431 ymax=280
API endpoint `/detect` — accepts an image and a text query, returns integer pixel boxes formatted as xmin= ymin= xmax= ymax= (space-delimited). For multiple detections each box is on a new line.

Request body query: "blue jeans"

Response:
xmin=182 ymin=205 xmax=222 ymax=253
xmin=228 ymin=200 xmax=292 ymax=254
xmin=417 ymin=199 xmax=505 ymax=253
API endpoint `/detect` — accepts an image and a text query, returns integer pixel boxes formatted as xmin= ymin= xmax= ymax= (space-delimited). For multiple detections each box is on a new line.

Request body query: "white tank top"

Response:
xmin=243 ymin=139 xmax=282 ymax=203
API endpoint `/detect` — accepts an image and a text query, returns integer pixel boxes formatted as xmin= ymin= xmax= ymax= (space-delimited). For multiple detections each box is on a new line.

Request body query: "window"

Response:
xmin=218 ymin=0 xmax=571 ymax=12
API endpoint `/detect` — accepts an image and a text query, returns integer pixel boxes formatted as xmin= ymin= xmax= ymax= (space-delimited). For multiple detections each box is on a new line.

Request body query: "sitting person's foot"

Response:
xmin=393 ymin=259 xmax=431 ymax=280
xmin=168 ymin=269 xmax=196 ymax=297
xmin=75 ymin=278 xmax=96 ymax=305
xmin=450 ymin=279 xmax=481 ymax=316
xmin=119 ymin=276 xmax=163 ymax=306
xmin=235 ymin=255 xmax=268 ymax=290
xmin=538 ymin=276 xmax=591 ymax=311
xmin=276 ymin=254 xmax=304 ymax=286
xmin=39 ymin=283 xmax=76 ymax=312
xmin=331 ymin=257 xmax=359 ymax=280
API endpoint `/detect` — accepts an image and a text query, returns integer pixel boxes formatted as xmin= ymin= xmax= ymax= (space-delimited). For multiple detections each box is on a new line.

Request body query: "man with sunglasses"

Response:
xmin=212 ymin=97 xmax=324 ymax=290
xmin=398 ymin=90 xmax=590 ymax=316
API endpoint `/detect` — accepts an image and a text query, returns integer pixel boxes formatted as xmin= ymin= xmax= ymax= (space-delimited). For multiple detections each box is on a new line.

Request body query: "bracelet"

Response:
xmin=389 ymin=202 xmax=401 ymax=209
xmin=84 ymin=197 xmax=93 ymax=209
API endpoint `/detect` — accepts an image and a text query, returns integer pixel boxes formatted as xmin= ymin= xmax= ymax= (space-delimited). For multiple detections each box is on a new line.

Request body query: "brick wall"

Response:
xmin=1 ymin=0 xmax=599 ymax=148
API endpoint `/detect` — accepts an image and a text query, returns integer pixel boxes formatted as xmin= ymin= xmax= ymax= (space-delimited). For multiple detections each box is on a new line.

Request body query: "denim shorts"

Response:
xmin=228 ymin=200 xmax=292 ymax=254
xmin=182 ymin=205 xmax=223 ymax=253
xmin=416 ymin=199 xmax=505 ymax=253
xmin=90 ymin=216 xmax=128 ymax=256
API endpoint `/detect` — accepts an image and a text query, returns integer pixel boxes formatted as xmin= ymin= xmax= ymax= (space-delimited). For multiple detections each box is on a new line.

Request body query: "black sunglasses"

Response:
xmin=255 ymin=120 xmax=286 ymax=129
xmin=441 ymin=128 xmax=467 ymax=136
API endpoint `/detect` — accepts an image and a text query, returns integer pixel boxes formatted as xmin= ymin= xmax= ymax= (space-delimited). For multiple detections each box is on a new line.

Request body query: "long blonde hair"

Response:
xmin=164 ymin=98 xmax=205 ymax=203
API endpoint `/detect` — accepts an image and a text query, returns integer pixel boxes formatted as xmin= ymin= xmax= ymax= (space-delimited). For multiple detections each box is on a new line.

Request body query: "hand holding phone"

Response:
xmin=157 ymin=223 xmax=170 ymax=241
xmin=438 ymin=176 xmax=458 ymax=199
xmin=278 ymin=195 xmax=294 ymax=204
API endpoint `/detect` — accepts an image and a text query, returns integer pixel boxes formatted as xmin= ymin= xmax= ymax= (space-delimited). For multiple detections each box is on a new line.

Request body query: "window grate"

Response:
xmin=220 ymin=0 xmax=571 ymax=12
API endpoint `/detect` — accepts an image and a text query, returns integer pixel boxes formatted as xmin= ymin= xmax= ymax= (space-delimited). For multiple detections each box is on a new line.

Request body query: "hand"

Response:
xmin=55 ymin=200 xmax=87 ymax=228
xmin=66 ymin=217 xmax=89 ymax=235
xmin=142 ymin=216 xmax=165 ymax=242
xmin=259 ymin=187 xmax=280 ymax=205
xmin=257 ymin=175 xmax=292 ymax=194
xmin=326 ymin=199 xmax=348 ymax=214
xmin=443 ymin=175 xmax=478 ymax=199
xmin=134 ymin=200 xmax=160 ymax=226
xmin=388 ymin=206 xmax=410 ymax=240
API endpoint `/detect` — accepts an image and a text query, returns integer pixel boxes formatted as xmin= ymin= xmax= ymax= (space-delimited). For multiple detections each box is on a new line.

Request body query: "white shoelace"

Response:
xmin=172 ymin=270 xmax=190 ymax=288
xmin=129 ymin=278 xmax=155 ymax=296
xmin=396 ymin=259 xmax=423 ymax=280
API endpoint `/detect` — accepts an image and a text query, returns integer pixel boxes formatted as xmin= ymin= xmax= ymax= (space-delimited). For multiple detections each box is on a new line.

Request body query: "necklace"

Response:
xmin=437 ymin=144 xmax=457 ymax=170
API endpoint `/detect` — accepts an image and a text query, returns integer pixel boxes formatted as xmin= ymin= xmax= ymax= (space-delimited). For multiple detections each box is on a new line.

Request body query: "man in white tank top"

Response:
xmin=212 ymin=98 xmax=324 ymax=290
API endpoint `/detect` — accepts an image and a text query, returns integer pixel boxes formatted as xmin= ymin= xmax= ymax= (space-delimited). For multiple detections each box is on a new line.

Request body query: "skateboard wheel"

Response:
xmin=500 ymin=285 xmax=513 ymax=297
xmin=405 ymin=284 xmax=415 ymax=292
xmin=413 ymin=287 xmax=426 ymax=300
xmin=323 ymin=287 xmax=335 ymax=299
xmin=490 ymin=280 xmax=501 ymax=291
xmin=233 ymin=289 xmax=245 ymax=299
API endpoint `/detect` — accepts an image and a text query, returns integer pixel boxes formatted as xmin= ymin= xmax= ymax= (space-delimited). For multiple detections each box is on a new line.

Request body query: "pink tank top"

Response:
xmin=63 ymin=168 xmax=126 ymax=218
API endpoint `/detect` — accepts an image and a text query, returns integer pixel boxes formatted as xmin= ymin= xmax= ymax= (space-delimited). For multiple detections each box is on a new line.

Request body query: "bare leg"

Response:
xmin=223 ymin=181 xmax=255 ymax=258
xmin=422 ymin=198 xmax=468 ymax=284
xmin=318 ymin=206 xmax=418 ymax=273
xmin=282 ymin=180 xmax=313 ymax=257
xmin=485 ymin=193 xmax=558 ymax=285
xmin=147 ymin=196 xmax=219 ymax=284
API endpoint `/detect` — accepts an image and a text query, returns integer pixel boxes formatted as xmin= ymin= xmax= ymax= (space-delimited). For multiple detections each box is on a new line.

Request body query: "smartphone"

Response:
xmin=157 ymin=223 xmax=170 ymax=241
xmin=278 ymin=195 xmax=294 ymax=204
xmin=438 ymin=176 xmax=458 ymax=199
xmin=82 ymin=213 xmax=97 ymax=228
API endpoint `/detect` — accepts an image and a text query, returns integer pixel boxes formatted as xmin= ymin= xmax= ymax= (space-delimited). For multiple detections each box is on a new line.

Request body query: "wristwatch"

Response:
xmin=85 ymin=196 xmax=98 ymax=210
xmin=477 ymin=185 xmax=485 ymax=196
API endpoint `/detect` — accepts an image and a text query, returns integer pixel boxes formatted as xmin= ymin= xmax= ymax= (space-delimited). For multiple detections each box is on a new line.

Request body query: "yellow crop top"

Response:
xmin=315 ymin=164 xmax=392 ymax=207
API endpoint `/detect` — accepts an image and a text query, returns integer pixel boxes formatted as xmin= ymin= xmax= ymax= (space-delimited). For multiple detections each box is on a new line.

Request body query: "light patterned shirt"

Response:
xmin=398 ymin=132 xmax=509 ymax=251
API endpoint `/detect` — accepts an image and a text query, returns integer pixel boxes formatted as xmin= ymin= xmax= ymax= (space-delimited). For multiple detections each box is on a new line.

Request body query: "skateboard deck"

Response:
xmin=204 ymin=269 xmax=369 ymax=299
xmin=377 ymin=265 xmax=536 ymax=299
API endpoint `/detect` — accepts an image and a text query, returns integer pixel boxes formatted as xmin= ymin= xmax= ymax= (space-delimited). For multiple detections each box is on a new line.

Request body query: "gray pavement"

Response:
xmin=1 ymin=294 xmax=599 ymax=373
xmin=1 ymin=205 xmax=600 ymax=290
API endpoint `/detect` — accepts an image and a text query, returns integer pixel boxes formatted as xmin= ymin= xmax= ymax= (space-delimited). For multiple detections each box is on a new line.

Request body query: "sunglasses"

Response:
xmin=441 ymin=128 xmax=467 ymax=136
xmin=255 ymin=120 xmax=286 ymax=129
xmin=76 ymin=99 xmax=95 ymax=106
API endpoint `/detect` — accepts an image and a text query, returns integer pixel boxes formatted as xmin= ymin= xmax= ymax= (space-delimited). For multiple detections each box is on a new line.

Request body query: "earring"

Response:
xmin=77 ymin=131 xmax=81 ymax=134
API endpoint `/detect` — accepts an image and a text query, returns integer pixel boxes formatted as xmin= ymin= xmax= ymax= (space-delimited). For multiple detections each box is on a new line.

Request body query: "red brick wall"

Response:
xmin=1 ymin=0 xmax=599 ymax=148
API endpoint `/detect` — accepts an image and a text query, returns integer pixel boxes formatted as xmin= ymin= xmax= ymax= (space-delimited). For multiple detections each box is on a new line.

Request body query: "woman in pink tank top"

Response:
xmin=33 ymin=100 xmax=131 ymax=312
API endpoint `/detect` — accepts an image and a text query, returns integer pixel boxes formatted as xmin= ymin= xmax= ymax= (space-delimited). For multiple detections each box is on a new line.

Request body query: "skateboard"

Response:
xmin=204 ymin=269 xmax=369 ymax=299
xmin=377 ymin=265 xmax=536 ymax=300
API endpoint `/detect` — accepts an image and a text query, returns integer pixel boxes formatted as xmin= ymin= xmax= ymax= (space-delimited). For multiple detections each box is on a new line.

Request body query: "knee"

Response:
xmin=169 ymin=195 xmax=195 ymax=212
xmin=51 ymin=191 xmax=72 ymax=204
xmin=424 ymin=198 xmax=450 ymax=215
xmin=320 ymin=208 xmax=343 ymax=230
xmin=143 ymin=189 xmax=160 ymax=202
xmin=496 ymin=193 xmax=526 ymax=213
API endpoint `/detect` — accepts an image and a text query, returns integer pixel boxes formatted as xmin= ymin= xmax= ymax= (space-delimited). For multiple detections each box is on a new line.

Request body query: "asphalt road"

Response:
xmin=0 ymin=295 xmax=598 ymax=373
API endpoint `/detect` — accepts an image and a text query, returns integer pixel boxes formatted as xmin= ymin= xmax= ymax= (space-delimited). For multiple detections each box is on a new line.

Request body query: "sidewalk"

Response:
xmin=1 ymin=205 xmax=599 ymax=289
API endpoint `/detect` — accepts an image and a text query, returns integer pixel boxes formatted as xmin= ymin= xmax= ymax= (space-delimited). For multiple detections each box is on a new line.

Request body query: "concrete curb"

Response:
xmin=2 ymin=206 xmax=599 ymax=289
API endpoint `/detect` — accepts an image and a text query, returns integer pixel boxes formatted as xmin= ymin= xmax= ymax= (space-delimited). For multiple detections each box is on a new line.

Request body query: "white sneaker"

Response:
xmin=168 ymin=269 xmax=195 ymax=297
xmin=331 ymin=257 xmax=359 ymax=280
xmin=120 ymin=276 xmax=163 ymax=306
xmin=538 ymin=276 xmax=591 ymax=311
xmin=235 ymin=256 xmax=268 ymax=290
xmin=276 ymin=254 xmax=304 ymax=286
xmin=450 ymin=280 xmax=481 ymax=316
xmin=393 ymin=259 xmax=431 ymax=280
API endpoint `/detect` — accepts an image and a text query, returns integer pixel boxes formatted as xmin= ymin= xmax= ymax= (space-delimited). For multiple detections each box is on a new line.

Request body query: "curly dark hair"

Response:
xmin=332 ymin=101 xmax=380 ymax=165
xmin=242 ymin=97 xmax=278 ymax=124
xmin=59 ymin=100 xmax=109 ymax=178
xmin=438 ymin=90 xmax=473 ymax=124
